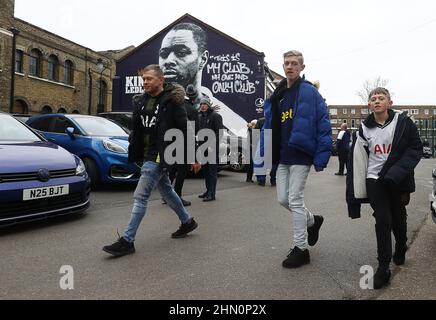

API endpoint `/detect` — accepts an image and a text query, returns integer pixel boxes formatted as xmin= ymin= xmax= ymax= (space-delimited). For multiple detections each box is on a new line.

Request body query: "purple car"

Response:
xmin=0 ymin=112 xmax=91 ymax=227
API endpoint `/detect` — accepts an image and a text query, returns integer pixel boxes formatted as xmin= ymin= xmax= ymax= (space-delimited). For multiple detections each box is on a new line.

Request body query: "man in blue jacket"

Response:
xmin=267 ymin=50 xmax=332 ymax=268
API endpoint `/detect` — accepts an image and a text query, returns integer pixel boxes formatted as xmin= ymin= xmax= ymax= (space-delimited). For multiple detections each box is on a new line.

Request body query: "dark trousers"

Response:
xmin=246 ymin=154 xmax=254 ymax=181
xmin=338 ymin=149 xmax=349 ymax=174
xmin=366 ymin=179 xmax=408 ymax=269
xmin=203 ymin=163 xmax=218 ymax=198
xmin=169 ymin=164 xmax=189 ymax=197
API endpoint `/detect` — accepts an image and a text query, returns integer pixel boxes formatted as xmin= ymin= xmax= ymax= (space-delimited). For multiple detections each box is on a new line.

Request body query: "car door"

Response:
xmin=47 ymin=116 xmax=83 ymax=155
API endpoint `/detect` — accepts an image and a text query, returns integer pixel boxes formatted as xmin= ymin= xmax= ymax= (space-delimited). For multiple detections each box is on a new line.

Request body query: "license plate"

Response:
xmin=23 ymin=185 xmax=69 ymax=201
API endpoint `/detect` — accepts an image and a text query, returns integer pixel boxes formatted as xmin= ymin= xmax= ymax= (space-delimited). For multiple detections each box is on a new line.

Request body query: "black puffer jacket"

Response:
xmin=128 ymin=83 xmax=188 ymax=170
xmin=346 ymin=110 xmax=423 ymax=219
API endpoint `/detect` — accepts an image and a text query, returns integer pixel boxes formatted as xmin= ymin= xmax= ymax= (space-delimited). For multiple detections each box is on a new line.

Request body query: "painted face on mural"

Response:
xmin=159 ymin=29 xmax=204 ymax=88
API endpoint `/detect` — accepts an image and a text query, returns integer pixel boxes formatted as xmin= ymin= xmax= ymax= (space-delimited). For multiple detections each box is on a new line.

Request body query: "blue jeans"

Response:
xmin=276 ymin=164 xmax=315 ymax=250
xmin=124 ymin=161 xmax=191 ymax=242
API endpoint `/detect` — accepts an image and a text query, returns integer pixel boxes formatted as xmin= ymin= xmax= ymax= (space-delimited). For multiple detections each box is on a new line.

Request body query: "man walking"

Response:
xmin=266 ymin=50 xmax=332 ymax=268
xmin=103 ymin=65 xmax=198 ymax=257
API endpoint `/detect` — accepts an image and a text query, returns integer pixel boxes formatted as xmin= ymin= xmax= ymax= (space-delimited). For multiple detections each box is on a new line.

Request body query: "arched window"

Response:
xmin=41 ymin=105 xmax=53 ymax=114
xmin=48 ymin=55 xmax=59 ymax=81
xmin=72 ymin=110 xmax=80 ymax=114
xmin=29 ymin=49 xmax=42 ymax=77
xmin=64 ymin=60 xmax=74 ymax=85
xmin=58 ymin=108 xmax=67 ymax=114
xmin=12 ymin=99 xmax=29 ymax=114
xmin=15 ymin=50 xmax=23 ymax=73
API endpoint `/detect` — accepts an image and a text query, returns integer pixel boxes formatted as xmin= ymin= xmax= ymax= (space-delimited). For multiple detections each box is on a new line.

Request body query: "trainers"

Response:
xmin=373 ymin=267 xmax=391 ymax=289
xmin=282 ymin=247 xmax=310 ymax=268
xmin=393 ymin=244 xmax=408 ymax=266
xmin=271 ymin=180 xmax=276 ymax=187
xmin=198 ymin=192 xmax=208 ymax=199
xmin=181 ymin=198 xmax=192 ymax=207
xmin=103 ymin=237 xmax=135 ymax=257
xmin=308 ymin=215 xmax=324 ymax=246
xmin=203 ymin=195 xmax=216 ymax=202
xmin=171 ymin=218 xmax=198 ymax=239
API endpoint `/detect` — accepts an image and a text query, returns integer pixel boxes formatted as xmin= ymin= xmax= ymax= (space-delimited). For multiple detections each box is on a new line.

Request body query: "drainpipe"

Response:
xmin=9 ymin=27 xmax=19 ymax=113
xmin=88 ymin=68 xmax=92 ymax=115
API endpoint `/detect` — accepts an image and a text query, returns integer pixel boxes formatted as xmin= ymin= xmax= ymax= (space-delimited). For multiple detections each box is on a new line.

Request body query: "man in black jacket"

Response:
xmin=197 ymin=97 xmax=223 ymax=202
xmin=346 ymin=87 xmax=422 ymax=289
xmin=103 ymin=65 xmax=198 ymax=257
xmin=168 ymin=93 xmax=199 ymax=206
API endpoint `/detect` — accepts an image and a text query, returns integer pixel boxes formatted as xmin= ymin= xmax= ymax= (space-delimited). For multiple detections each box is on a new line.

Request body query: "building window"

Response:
xmin=351 ymin=119 xmax=356 ymax=128
xmin=29 ymin=49 xmax=42 ymax=77
xmin=48 ymin=55 xmax=59 ymax=81
xmin=433 ymin=109 xmax=436 ymax=115
xmin=58 ymin=107 xmax=67 ymax=114
xmin=330 ymin=108 xmax=337 ymax=116
xmin=411 ymin=109 xmax=419 ymax=115
xmin=15 ymin=50 xmax=23 ymax=73
xmin=351 ymin=109 xmax=356 ymax=115
xmin=41 ymin=105 xmax=53 ymax=114
xmin=361 ymin=108 xmax=368 ymax=115
xmin=64 ymin=60 xmax=74 ymax=85
xmin=425 ymin=109 xmax=429 ymax=115
xmin=343 ymin=109 xmax=347 ymax=115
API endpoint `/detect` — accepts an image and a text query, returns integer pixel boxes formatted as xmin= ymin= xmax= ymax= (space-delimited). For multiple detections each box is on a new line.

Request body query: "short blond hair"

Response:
xmin=283 ymin=50 xmax=304 ymax=65
xmin=368 ymin=87 xmax=391 ymax=101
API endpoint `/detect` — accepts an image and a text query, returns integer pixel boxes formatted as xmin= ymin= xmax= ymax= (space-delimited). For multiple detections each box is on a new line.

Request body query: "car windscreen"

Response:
xmin=72 ymin=116 xmax=128 ymax=137
xmin=0 ymin=114 xmax=41 ymax=142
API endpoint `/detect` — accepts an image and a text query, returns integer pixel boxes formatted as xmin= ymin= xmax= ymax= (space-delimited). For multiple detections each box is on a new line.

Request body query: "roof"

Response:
xmin=118 ymin=13 xmax=265 ymax=62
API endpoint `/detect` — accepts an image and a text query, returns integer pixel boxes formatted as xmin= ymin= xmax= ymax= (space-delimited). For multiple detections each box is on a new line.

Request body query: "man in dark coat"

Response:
xmin=197 ymin=97 xmax=223 ymax=202
xmin=335 ymin=123 xmax=351 ymax=175
xmin=103 ymin=65 xmax=198 ymax=257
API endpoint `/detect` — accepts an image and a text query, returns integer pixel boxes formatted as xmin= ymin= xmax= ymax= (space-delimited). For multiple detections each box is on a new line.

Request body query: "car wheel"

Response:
xmin=83 ymin=157 xmax=100 ymax=189
xmin=229 ymin=150 xmax=247 ymax=172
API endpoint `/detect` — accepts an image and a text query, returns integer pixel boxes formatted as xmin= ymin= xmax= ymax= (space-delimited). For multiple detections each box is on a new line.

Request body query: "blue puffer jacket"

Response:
xmin=268 ymin=78 xmax=332 ymax=168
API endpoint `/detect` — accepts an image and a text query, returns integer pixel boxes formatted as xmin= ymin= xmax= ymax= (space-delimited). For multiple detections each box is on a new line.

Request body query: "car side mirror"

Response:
xmin=66 ymin=127 xmax=76 ymax=140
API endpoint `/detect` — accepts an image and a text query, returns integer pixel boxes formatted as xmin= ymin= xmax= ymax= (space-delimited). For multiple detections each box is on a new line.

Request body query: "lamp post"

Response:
xmin=9 ymin=27 xmax=20 ymax=113
xmin=96 ymin=58 xmax=107 ymax=114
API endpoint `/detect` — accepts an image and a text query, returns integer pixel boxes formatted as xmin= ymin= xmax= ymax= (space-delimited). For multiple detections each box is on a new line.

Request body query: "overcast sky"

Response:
xmin=14 ymin=0 xmax=436 ymax=105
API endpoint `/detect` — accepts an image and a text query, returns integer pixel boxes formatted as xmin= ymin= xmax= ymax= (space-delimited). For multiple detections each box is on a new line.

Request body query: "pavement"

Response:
xmin=0 ymin=157 xmax=435 ymax=300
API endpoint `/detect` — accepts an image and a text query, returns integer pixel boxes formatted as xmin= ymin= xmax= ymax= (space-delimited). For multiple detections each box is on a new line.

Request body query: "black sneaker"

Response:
xmin=203 ymin=196 xmax=216 ymax=202
xmin=373 ymin=268 xmax=391 ymax=289
xmin=103 ymin=237 xmax=135 ymax=257
xmin=181 ymin=198 xmax=192 ymax=207
xmin=271 ymin=180 xmax=276 ymax=187
xmin=171 ymin=218 xmax=198 ymax=239
xmin=198 ymin=192 xmax=208 ymax=199
xmin=393 ymin=244 xmax=408 ymax=266
xmin=282 ymin=247 xmax=310 ymax=268
xmin=308 ymin=215 xmax=324 ymax=246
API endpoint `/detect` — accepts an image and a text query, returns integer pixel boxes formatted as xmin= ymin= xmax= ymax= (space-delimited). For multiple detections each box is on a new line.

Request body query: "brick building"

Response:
xmin=0 ymin=0 xmax=131 ymax=115
xmin=330 ymin=105 xmax=436 ymax=148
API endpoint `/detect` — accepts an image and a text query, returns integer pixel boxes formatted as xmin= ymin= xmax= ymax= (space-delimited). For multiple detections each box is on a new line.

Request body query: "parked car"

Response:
xmin=423 ymin=146 xmax=432 ymax=158
xmin=26 ymin=114 xmax=140 ymax=188
xmin=12 ymin=113 xmax=32 ymax=123
xmin=430 ymin=167 xmax=436 ymax=224
xmin=0 ymin=112 xmax=90 ymax=227
xmin=97 ymin=112 xmax=133 ymax=133
xmin=223 ymin=128 xmax=248 ymax=172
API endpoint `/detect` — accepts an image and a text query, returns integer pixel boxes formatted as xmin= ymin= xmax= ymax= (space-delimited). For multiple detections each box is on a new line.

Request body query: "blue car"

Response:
xmin=26 ymin=114 xmax=140 ymax=188
xmin=0 ymin=112 xmax=90 ymax=227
